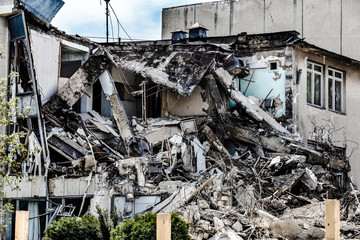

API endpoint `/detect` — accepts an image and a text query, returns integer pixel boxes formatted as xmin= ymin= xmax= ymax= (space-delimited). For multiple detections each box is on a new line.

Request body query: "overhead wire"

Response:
xmin=82 ymin=36 xmax=143 ymax=41
xmin=109 ymin=3 xmax=133 ymax=42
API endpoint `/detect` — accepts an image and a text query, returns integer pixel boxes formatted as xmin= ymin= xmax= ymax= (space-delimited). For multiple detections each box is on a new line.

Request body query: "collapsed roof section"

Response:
xmin=108 ymin=45 xmax=218 ymax=96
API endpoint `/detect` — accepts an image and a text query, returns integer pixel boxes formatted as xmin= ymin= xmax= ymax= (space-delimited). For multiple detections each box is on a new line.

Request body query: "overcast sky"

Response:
xmin=51 ymin=0 xmax=216 ymax=42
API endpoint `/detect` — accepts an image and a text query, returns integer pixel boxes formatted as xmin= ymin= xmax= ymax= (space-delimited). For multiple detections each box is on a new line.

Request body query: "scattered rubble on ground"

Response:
xmin=37 ymin=49 xmax=360 ymax=239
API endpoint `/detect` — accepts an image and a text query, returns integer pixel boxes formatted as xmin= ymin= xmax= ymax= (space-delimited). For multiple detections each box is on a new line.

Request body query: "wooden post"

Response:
xmin=325 ymin=199 xmax=340 ymax=240
xmin=157 ymin=213 xmax=171 ymax=240
xmin=15 ymin=211 xmax=29 ymax=240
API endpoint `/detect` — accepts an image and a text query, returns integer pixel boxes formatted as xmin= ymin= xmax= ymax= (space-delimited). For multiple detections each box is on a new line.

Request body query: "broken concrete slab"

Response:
xmin=110 ymin=48 xmax=216 ymax=96
xmin=48 ymin=134 xmax=89 ymax=160
xmin=47 ymin=53 xmax=111 ymax=109
xmin=207 ymin=75 xmax=227 ymax=120
xmin=272 ymin=171 xmax=304 ymax=196
xmin=192 ymin=138 xmax=206 ymax=174
xmin=143 ymin=126 xmax=181 ymax=146
xmin=152 ymin=185 xmax=196 ymax=213
xmin=203 ymin=125 xmax=231 ymax=157
xmin=230 ymin=90 xmax=290 ymax=134
xmin=89 ymin=110 xmax=120 ymax=138
xmin=116 ymin=157 xmax=148 ymax=187
xmin=180 ymin=119 xmax=197 ymax=133
xmin=98 ymin=70 xmax=136 ymax=144
xmin=214 ymin=67 xmax=234 ymax=89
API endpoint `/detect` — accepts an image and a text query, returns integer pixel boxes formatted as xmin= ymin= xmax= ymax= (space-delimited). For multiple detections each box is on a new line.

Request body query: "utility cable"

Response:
xmin=82 ymin=36 xmax=143 ymax=41
xmin=109 ymin=3 xmax=133 ymax=42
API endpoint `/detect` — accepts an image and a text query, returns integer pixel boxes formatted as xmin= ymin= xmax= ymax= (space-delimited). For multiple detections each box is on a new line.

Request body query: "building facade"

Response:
xmin=162 ymin=0 xmax=360 ymax=60
xmin=1 ymin=1 xmax=360 ymax=239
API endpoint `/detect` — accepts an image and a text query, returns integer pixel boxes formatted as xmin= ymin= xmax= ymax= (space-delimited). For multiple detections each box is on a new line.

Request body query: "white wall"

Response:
xmin=293 ymin=48 xmax=360 ymax=186
xmin=30 ymin=29 xmax=60 ymax=104
xmin=0 ymin=0 xmax=14 ymax=16
xmin=162 ymin=0 xmax=360 ymax=60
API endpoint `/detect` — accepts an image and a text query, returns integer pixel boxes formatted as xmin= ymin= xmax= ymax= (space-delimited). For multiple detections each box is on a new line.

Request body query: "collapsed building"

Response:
xmin=1 ymin=1 xmax=360 ymax=240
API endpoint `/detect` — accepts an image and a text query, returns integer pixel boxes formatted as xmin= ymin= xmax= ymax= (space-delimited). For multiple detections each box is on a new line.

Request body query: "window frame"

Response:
xmin=306 ymin=61 xmax=324 ymax=107
xmin=328 ymin=67 xmax=344 ymax=113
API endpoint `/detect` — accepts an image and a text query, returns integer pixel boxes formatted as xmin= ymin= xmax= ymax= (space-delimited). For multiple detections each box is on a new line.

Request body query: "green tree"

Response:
xmin=0 ymin=44 xmax=29 ymax=231
xmin=44 ymin=214 xmax=101 ymax=240
xmin=110 ymin=212 xmax=190 ymax=240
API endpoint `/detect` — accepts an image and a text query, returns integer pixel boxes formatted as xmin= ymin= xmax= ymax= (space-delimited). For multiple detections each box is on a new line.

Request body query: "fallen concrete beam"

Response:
xmin=46 ymin=53 xmax=111 ymax=110
xmin=98 ymin=70 xmax=135 ymax=144
xmin=213 ymin=67 xmax=233 ymax=89
xmin=207 ymin=75 xmax=227 ymax=120
xmin=230 ymin=90 xmax=290 ymax=134
xmin=203 ymin=126 xmax=231 ymax=157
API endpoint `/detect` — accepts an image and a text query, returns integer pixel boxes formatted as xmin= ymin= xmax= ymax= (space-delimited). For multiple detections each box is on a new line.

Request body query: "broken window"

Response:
xmin=328 ymin=68 xmax=343 ymax=112
xmin=60 ymin=44 xmax=88 ymax=78
xmin=113 ymin=196 xmax=161 ymax=217
xmin=306 ymin=61 xmax=323 ymax=106
xmin=8 ymin=14 xmax=26 ymax=41
xmin=269 ymin=61 xmax=278 ymax=70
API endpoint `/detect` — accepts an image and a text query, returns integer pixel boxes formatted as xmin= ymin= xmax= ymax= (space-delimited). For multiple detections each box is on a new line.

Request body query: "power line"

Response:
xmin=109 ymin=3 xmax=133 ymax=42
xmin=82 ymin=36 xmax=144 ymax=41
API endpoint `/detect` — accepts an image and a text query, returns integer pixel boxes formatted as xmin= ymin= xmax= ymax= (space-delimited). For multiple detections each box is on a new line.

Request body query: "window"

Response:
xmin=328 ymin=68 xmax=343 ymax=112
xmin=270 ymin=62 xmax=278 ymax=70
xmin=307 ymin=62 xmax=323 ymax=106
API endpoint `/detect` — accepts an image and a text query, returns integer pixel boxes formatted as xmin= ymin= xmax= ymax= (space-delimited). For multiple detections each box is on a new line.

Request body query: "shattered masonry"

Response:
xmin=2 ymin=3 xmax=360 ymax=240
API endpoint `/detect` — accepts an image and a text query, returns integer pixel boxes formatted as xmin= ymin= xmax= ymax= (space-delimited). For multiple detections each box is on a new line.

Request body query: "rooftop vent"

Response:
xmin=171 ymin=29 xmax=187 ymax=44
xmin=189 ymin=22 xmax=208 ymax=42
xmin=237 ymin=32 xmax=248 ymax=44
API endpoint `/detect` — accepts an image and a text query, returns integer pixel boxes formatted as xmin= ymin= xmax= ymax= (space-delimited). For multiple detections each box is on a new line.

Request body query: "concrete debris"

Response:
xmin=13 ymin=19 xmax=360 ymax=239
xmin=42 ymin=98 xmax=356 ymax=239
xmin=37 ymin=58 xmax=359 ymax=239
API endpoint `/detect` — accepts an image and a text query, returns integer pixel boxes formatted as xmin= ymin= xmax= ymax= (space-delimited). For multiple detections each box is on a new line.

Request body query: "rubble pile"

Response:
xmin=41 ymin=106 xmax=360 ymax=239
xmin=38 ymin=47 xmax=360 ymax=239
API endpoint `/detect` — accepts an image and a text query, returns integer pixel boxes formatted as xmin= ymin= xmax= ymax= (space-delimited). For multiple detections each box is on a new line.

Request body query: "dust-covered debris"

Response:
xmin=8 ymin=18 xmax=360 ymax=239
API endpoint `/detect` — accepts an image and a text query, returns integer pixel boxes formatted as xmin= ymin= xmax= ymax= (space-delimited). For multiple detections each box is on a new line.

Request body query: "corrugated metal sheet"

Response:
xmin=20 ymin=0 xmax=64 ymax=25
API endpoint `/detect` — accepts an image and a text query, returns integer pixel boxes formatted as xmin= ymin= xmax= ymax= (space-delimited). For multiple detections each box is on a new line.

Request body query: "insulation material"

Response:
xmin=192 ymin=138 xmax=206 ymax=174
xmin=28 ymin=132 xmax=42 ymax=176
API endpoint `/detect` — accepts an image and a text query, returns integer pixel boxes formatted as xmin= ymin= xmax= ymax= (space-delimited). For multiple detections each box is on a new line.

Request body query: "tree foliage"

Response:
xmin=0 ymin=44 xmax=29 ymax=230
xmin=44 ymin=214 xmax=101 ymax=240
xmin=110 ymin=212 xmax=190 ymax=240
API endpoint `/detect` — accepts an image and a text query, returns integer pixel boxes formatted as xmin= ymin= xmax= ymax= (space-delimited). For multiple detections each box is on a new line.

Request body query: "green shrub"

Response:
xmin=96 ymin=205 xmax=111 ymax=240
xmin=170 ymin=213 xmax=191 ymax=240
xmin=110 ymin=212 xmax=190 ymax=240
xmin=44 ymin=214 xmax=101 ymax=240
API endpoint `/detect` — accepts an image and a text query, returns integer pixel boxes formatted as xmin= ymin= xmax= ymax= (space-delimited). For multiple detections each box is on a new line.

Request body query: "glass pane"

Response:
xmin=307 ymin=63 xmax=312 ymax=69
xmin=314 ymin=65 xmax=322 ymax=72
xmin=335 ymin=71 xmax=342 ymax=79
xmin=328 ymin=70 xmax=333 ymax=76
xmin=8 ymin=14 xmax=26 ymax=41
xmin=335 ymin=81 xmax=342 ymax=111
xmin=314 ymin=74 xmax=321 ymax=105
xmin=328 ymin=79 xmax=333 ymax=110
xmin=307 ymin=72 xmax=312 ymax=103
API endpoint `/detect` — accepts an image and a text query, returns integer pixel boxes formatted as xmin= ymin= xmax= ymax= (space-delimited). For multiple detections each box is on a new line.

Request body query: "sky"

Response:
xmin=51 ymin=0 xmax=216 ymax=42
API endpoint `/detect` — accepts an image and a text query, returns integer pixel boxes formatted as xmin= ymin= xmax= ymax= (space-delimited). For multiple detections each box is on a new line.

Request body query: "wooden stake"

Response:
xmin=186 ymin=174 xmax=218 ymax=204
xmin=325 ymin=199 xmax=340 ymax=240
xmin=15 ymin=211 xmax=29 ymax=240
xmin=156 ymin=213 xmax=171 ymax=240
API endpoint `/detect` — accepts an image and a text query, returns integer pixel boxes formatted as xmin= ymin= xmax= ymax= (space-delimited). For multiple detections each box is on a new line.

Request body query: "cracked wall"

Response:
xmin=239 ymin=52 xmax=287 ymax=118
xmin=293 ymin=47 xmax=360 ymax=185
xmin=162 ymin=0 xmax=360 ymax=60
